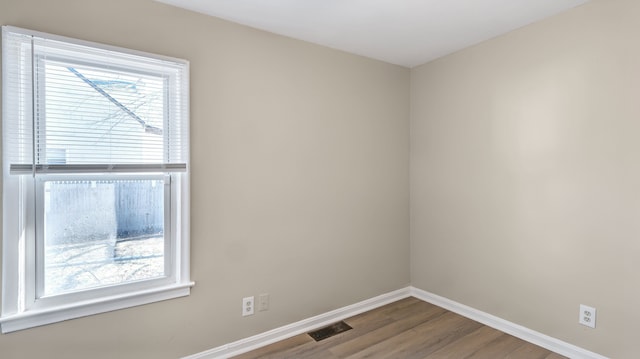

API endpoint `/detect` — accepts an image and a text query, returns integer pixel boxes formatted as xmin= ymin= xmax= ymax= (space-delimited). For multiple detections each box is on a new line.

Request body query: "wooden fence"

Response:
xmin=45 ymin=179 xmax=164 ymax=245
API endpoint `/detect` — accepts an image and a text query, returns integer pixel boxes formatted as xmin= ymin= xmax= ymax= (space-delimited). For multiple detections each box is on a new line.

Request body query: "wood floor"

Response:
xmin=233 ymin=297 xmax=566 ymax=359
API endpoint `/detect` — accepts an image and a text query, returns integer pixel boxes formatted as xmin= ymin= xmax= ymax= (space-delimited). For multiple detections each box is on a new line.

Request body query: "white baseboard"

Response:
xmin=182 ymin=287 xmax=411 ymax=359
xmin=410 ymin=286 xmax=608 ymax=359
xmin=184 ymin=286 xmax=608 ymax=359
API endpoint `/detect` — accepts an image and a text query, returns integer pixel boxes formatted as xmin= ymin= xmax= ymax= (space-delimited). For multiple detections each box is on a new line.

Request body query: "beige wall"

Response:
xmin=411 ymin=0 xmax=640 ymax=357
xmin=4 ymin=0 xmax=637 ymax=357
xmin=0 ymin=0 xmax=410 ymax=358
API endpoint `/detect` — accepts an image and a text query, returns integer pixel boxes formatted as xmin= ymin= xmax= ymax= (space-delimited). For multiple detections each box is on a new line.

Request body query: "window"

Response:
xmin=1 ymin=26 xmax=192 ymax=333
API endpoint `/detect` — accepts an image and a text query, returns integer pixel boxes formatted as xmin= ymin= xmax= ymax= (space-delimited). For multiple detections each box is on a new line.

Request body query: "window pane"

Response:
xmin=42 ymin=60 xmax=166 ymax=165
xmin=43 ymin=179 xmax=165 ymax=296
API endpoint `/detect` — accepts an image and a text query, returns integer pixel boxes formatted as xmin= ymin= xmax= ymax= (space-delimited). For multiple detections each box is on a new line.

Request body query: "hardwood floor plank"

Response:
xmin=466 ymin=333 xmax=531 ymax=358
xmin=422 ymin=325 xmax=505 ymax=358
xmin=504 ymin=343 xmax=555 ymax=359
xmin=384 ymin=299 xmax=441 ymax=321
xmin=231 ymin=298 xmax=567 ymax=359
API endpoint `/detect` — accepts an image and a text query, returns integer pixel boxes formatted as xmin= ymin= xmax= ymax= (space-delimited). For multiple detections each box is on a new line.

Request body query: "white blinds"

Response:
xmin=2 ymin=26 xmax=189 ymax=175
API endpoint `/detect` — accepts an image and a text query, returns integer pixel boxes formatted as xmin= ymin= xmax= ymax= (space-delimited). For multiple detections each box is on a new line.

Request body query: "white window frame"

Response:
xmin=1 ymin=26 xmax=193 ymax=333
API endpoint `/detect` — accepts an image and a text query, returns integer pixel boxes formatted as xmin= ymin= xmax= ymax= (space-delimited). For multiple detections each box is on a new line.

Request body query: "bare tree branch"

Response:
xmin=67 ymin=67 xmax=163 ymax=135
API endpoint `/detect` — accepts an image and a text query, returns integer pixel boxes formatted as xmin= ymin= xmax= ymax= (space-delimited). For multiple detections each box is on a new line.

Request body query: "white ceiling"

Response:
xmin=155 ymin=0 xmax=589 ymax=68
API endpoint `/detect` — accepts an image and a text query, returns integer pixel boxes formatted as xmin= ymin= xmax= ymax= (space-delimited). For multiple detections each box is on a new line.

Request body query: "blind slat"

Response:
xmin=10 ymin=163 xmax=187 ymax=175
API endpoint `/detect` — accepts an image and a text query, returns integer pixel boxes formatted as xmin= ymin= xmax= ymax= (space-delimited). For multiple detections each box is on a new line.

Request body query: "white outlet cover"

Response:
xmin=579 ymin=304 xmax=596 ymax=328
xmin=242 ymin=296 xmax=254 ymax=316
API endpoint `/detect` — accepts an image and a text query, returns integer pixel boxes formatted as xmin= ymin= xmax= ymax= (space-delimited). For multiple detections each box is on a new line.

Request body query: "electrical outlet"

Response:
xmin=579 ymin=304 xmax=596 ymax=328
xmin=242 ymin=296 xmax=254 ymax=316
xmin=258 ymin=293 xmax=269 ymax=311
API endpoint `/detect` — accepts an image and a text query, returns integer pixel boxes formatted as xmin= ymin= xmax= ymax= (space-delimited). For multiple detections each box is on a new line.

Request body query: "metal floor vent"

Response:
xmin=307 ymin=321 xmax=353 ymax=341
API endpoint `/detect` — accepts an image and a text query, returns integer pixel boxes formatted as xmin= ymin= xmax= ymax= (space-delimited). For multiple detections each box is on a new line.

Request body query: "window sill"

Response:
xmin=0 ymin=281 xmax=195 ymax=333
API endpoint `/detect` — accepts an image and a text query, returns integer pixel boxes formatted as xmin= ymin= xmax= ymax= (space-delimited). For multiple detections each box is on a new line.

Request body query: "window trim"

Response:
xmin=0 ymin=283 xmax=194 ymax=334
xmin=1 ymin=26 xmax=193 ymax=333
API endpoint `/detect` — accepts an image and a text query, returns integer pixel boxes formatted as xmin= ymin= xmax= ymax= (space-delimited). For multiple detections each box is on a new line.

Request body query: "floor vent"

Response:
xmin=307 ymin=321 xmax=353 ymax=342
